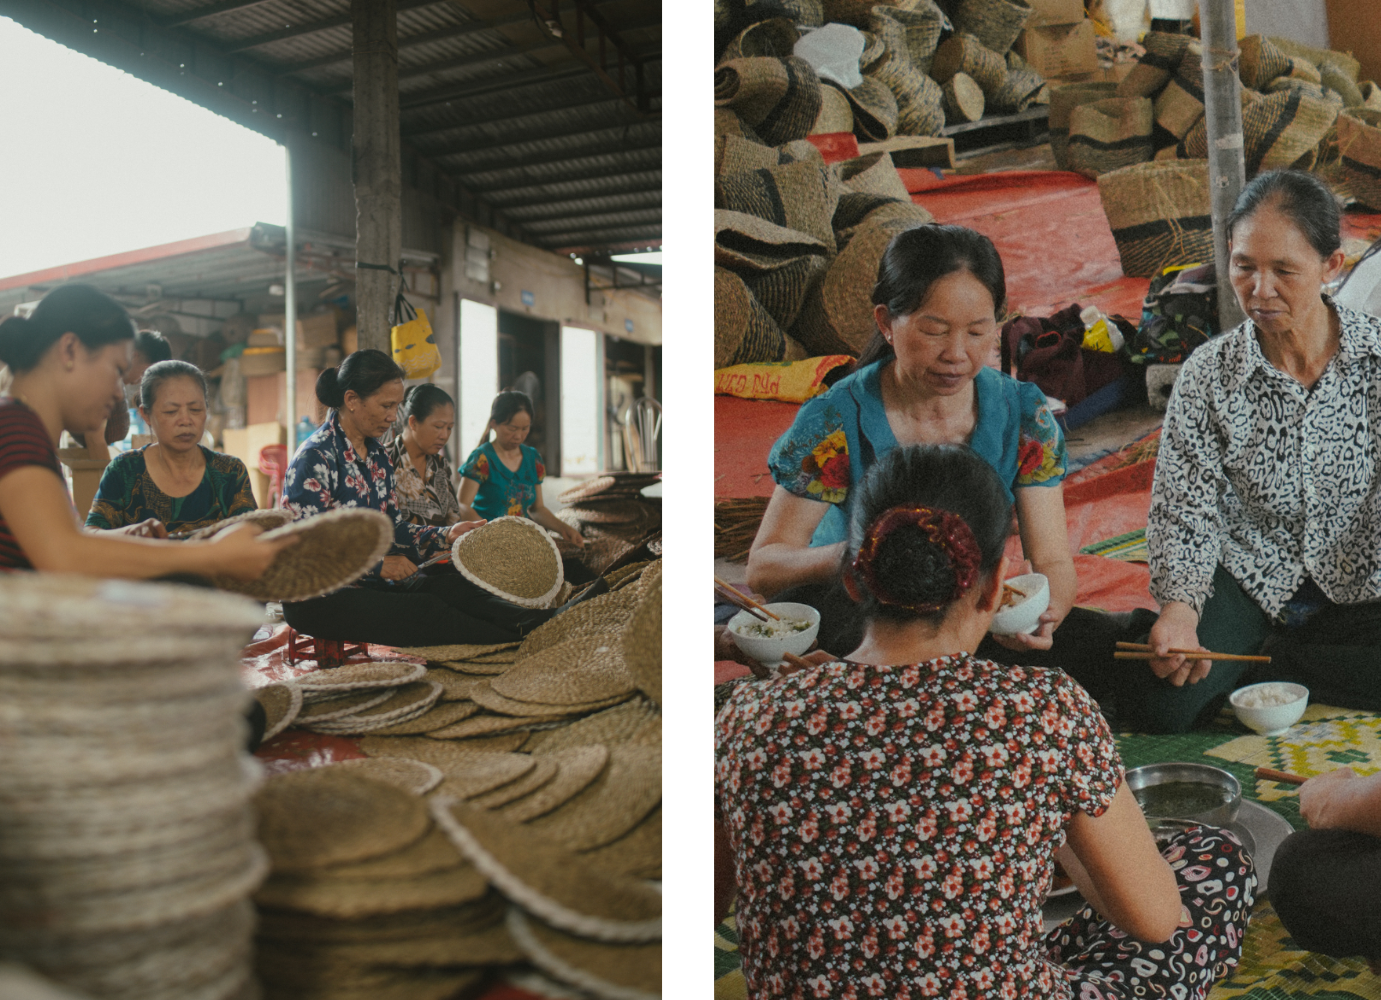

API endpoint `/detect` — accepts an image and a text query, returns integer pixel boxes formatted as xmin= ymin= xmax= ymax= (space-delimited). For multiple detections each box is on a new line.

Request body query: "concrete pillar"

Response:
xmin=352 ymin=0 xmax=402 ymax=355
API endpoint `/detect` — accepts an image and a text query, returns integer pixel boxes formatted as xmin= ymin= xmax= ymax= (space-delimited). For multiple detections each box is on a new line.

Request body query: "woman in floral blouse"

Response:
xmin=747 ymin=226 xmax=1078 ymax=660
xmin=716 ymin=445 xmax=1256 ymax=1000
xmin=1137 ymin=171 xmax=1381 ymax=731
xmin=280 ymin=350 xmax=563 ymax=647
xmin=387 ymin=383 xmax=463 ymax=528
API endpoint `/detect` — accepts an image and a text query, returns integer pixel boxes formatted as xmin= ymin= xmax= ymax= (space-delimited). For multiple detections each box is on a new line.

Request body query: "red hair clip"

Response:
xmin=851 ymin=505 xmax=982 ymax=613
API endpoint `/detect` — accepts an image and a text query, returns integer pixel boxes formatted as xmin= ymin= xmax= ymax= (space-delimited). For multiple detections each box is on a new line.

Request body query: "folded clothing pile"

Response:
xmin=0 ymin=575 xmax=268 ymax=1000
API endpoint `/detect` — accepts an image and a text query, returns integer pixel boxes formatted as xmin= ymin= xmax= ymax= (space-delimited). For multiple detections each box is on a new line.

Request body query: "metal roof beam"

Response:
xmin=156 ymin=0 xmax=279 ymax=28
xmin=477 ymin=167 xmax=661 ymax=199
xmin=223 ymin=0 xmax=441 ymax=53
xmin=324 ymin=36 xmax=559 ymax=95
xmin=421 ymin=117 xmax=652 ymax=158
xmin=527 ymin=0 xmax=650 ymax=117
xmin=509 ymin=198 xmax=660 ymax=224
xmin=530 ymin=222 xmax=661 ymax=245
xmin=402 ymin=91 xmax=627 ymax=140
xmin=450 ymin=139 xmax=660 ymax=177
xmin=284 ymin=11 xmax=533 ymax=74
xmin=398 ymin=63 xmax=590 ymax=110
xmin=495 ymin=180 xmax=662 ymax=211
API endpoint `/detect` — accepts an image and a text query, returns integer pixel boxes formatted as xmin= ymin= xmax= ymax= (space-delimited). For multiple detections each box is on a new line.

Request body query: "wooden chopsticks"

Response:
xmin=1114 ymin=642 xmax=1271 ymax=664
xmin=713 ymin=576 xmax=780 ymax=622
xmin=1255 ymin=766 xmax=1308 ymax=786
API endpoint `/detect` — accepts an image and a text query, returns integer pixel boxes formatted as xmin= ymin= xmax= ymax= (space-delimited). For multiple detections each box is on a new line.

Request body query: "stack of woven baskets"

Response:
xmin=714 ymin=0 xmax=1049 ymax=369
xmin=0 ymin=575 xmax=268 ymax=1000
xmin=250 ymin=559 xmax=663 ymax=998
xmin=557 ymin=475 xmax=662 ymax=577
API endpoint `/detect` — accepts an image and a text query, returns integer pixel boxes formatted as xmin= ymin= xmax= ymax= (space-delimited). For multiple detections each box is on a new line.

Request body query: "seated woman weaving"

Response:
xmin=386 ymin=383 xmax=463 ymax=529
xmin=281 ymin=350 xmax=589 ymax=648
xmin=86 ymin=360 xmax=256 ymax=535
xmin=715 ymin=444 xmax=1256 ymax=1000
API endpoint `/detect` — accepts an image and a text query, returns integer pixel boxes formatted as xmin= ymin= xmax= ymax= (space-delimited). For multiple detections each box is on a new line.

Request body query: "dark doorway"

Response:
xmin=497 ymin=310 xmax=561 ymax=476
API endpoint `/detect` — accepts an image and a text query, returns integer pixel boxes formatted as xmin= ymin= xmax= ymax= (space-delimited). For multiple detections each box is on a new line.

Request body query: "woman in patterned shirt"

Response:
xmin=746 ymin=226 xmax=1080 ymax=662
xmin=1133 ymin=170 xmax=1381 ymax=731
xmin=715 ymin=444 xmax=1256 ymax=1000
xmin=387 ymin=383 xmax=463 ymax=528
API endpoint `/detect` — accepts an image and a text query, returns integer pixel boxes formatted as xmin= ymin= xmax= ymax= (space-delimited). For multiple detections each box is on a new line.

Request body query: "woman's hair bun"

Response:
xmin=315 ymin=366 xmax=345 ymax=409
xmin=0 ymin=316 xmax=33 ymax=369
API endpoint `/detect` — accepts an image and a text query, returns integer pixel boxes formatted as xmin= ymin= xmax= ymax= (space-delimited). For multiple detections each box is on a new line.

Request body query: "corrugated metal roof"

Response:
xmin=9 ymin=0 xmax=660 ymax=260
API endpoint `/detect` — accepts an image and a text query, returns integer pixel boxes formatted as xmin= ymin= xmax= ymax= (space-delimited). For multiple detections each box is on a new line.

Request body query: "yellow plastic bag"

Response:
xmin=390 ymin=291 xmax=441 ymax=379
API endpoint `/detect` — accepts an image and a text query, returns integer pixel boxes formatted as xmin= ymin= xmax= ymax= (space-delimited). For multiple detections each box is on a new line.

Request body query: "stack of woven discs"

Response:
xmin=0 ymin=575 xmax=268 ymax=1000
xmin=290 ymin=662 xmax=447 ymax=737
xmin=557 ymin=475 xmax=662 ymax=576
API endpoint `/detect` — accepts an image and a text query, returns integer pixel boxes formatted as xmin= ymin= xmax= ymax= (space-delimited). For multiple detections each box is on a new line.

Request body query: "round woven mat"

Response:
xmin=181 ymin=508 xmax=294 ymax=542
xmin=468 ymin=678 xmax=625 ymax=718
xmin=317 ymin=824 xmax=463 ymax=882
xmin=324 ymin=758 xmax=444 ymax=796
xmin=427 ymin=712 xmax=558 ymax=739
xmin=392 ymin=641 xmax=519 ymax=662
xmin=259 ymin=968 xmax=483 ymax=1000
xmin=361 ymin=734 xmax=530 ymax=765
xmin=525 ymin=745 xmax=661 ymax=853
xmin=424 ymin=669 xmax=486 ymax=702
xmin=254 ymin=684 xmax=302 ymax=741
xmin=257 ymin=894 xmax=503 ymax=943
xmin=296 ymin=687 xmax=395 ymax=723
xmin=362 ymin=699 xmax=481 ymax=736
xmin=494 ymin=637 xmax=636 ymax=708
xmin=470 ymin=757 xmax=559 ymax=809
xmin=604 ymin=560 xmax=652 ymax=591
xmin=556 ymin=476 xmax=616 ymax=504
xmin=363 ymin=741 xmax=537 ymax=797
xmin=560 ymin=500 xmax=649 ymax=525
xmin=527 ymin=700 xmax=659 ymax=757
xmin=261 ymin=920 xmax=521 ymax=969
xmin=438 ymin=657 xmax=512 ymax=677
xmin=295 ymin=661 xmax=427 ymax=697
xmin=581 ymin=807 xmax=661 ymax=881
xmin=517 ymin=589 xmax=640 ymax=659
xmin=212 ymin=508 xmax=393 ymax=602
xmin=254 ymin=860 xmax=489 ymax=919
xmin=508 ymin=908 xmax=661 ymax=1000
xmin=502 ymin=746 xmax=610 ymax=824
xmin=621 ymin=573 xmax=660 ymax=707
xmin=452 ymin=517 xmax=563 ymax=608
xmin=305 ymin=681 xmax=444 ymax=735
xmin=254 ymin=770 xmax=430 ymax=874
xmin=430 ymin=800 xmax=661 ymax=943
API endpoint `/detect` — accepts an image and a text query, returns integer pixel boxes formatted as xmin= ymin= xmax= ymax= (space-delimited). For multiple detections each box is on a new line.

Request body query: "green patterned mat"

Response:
xmin=1079 ymin=527 xmax=1149 ymax=563
xmin=714 ymin=704 xmax=1381 ymax=999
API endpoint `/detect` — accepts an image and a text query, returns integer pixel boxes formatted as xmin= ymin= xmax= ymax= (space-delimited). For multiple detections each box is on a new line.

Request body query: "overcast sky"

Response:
xmin=0 ymin=16 xmax=287 ymax=281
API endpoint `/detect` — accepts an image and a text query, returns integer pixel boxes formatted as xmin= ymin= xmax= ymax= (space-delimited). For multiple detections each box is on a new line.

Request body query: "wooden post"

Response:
xmin=352 ymin=0 xmax=402 ymax=355
xmin=1199 ymin=0 xmax=1247 ymax=331
xmin=283 ymin=139 xmax=298 ymax=451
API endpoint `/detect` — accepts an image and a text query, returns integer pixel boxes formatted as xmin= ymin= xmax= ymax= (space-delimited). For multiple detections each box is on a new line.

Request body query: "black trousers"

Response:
xmin=1271 ymin=828 xmax=1381 ymax=961
xmin=283 ymin=571 xmax=555 ymax=647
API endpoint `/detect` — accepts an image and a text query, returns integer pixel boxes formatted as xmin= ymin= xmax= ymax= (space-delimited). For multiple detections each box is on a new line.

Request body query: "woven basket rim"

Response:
xmin=452 ymin=517 xmax=564 ymax=608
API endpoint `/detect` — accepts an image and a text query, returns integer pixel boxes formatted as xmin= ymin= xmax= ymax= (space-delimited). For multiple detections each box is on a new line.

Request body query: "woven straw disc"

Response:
xmin=254 ymin=684 xmax=302 ymax=741
xmin=260 ymin=969 xmax=483 ymax=1000
xmin=471 ymin=757 xmax=559 ymax=809
xmin=392 ymin=641 xmax=519 ymax=661
xmin=561 ymin=500 xmax=648 ymax=525
xmin=622 ymin=573 xmax=661 ymax=707
xmin=361 ymin=700 xmax=481 ymax=736
xmin=296 ymin=687 xmax=395 ymax=722
xmin=582 ymin=807 xmax=661 ymax=880
xmin=182 ymin=508 xmax=294 ymax=541
xmin=257 ymin=894 xmax=504 ymax=943
xmin=427 ymin=712 xmax=560 ymax=739
xmin=508 ymin=909 xmax=661 ymax=1000
xmin=452 ymin=517 xmax=563 ymax=608
xmin=277 ymin=921 xmax=522 ymax=968
xmin=324 ymin=758 xmax=444 ymax=796
xmin=605 ymin=560 xmax=653 ymax=591
xmin=254 ymin=860 xmax=489 ymax=918
xmin=316 ymin=824 xmax=462 ymax=881
xmin=556 ymin=477 xmax=620 ymax=504
xmin=212 ymin=508 xmax=393 ymax=602
xmin=254 ymin=770 xmax=430 ymax=874
xmin=438 ymin=657 xmax=511 ymax=677
xmin=431 ymin=800 xmax=661 ymax=942
xmin=362 ymin=732 xmax=529 ymax=761
xmin=469 ymin=685 xmax=630 ymax=720
xmin=425 ymin=669 xmax=487 ymax=701
xmin=526 ymin=745 xmax=661 ymax=852
xmin=295 ymin=661 xmax=427 ymax=696
xmin=495 ymin=637 xmax=635 ymax=707
xmin=528 ymin=700 xmax=660 ymax=756
xmin=364 ymin=741 xmax=537 ymax=793
xmin=305 ymin=681 xmax=444 ymax=734
xmin=503 ymin=746 xmax=611 ymax=823
xmin=517 ymin=589 xmax=641 ymax=658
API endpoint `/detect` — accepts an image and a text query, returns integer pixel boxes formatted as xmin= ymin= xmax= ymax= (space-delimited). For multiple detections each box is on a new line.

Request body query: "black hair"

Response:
xmin=0 ymin=283 xmax=135 ymax=374
xmin=490 ymin=390 xmax=534 ymax=425
xmin=1227 ymin=169 xmax=1341 ymax=259
xmin=857 ymin=225 xmax=1007 ymax=368
xmin=315 ymin=349 xmax=405 ymax=409
xmin=133 ymin=330 xmax=173 ymax=365
xmin=847 ymin=444 xmax=1012 ymax=626
xmin=140 ymin=360 xmax=208 ymax=411
xmin=403 ymin=383 xmax=455 ymax=423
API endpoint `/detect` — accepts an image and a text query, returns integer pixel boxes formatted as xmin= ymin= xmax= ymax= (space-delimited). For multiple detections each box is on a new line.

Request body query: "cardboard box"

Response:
xmin=1026 ymin=0 xmax=1086 ymax=28
xmin=1015 ymin=20 xmax=1098 ymax=79
xmin=858 ymin=135 xmax=957 ymax=169
xmin=245 ymin=370 xmax=325 ymax=427
xmin=257 ymin=310 xmax=340 ymax=350
xmin=223 ymin=423 xmax=286 ymax=509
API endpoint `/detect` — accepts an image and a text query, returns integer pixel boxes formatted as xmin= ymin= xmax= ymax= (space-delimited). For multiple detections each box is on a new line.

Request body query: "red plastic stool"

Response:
xmin=286 ymin=628 xmax=369 ymax=669
xmin=258 ymin=444 xmax=289 ymax=508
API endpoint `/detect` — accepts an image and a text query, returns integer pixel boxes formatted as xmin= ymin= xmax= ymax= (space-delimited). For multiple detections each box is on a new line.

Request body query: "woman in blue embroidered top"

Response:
xmin=280 ymin=351 xmax=567 ymax=648
xmin=746 ymin=225 xmax=1080 ymax=660
xmin=458 ymin=390 xmax=584 ymax=547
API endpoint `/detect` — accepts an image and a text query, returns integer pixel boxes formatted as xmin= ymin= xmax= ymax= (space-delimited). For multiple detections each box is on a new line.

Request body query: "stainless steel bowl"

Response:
xmin=1125 ymin=762 xmax=1242 ymax=827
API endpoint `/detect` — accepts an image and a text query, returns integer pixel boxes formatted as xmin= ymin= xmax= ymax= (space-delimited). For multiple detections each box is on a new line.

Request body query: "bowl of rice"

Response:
xmin=1229 ymin=681 xmax=1309 ymax=736
xmin=727 ymin=602 xmax=821 ymax=668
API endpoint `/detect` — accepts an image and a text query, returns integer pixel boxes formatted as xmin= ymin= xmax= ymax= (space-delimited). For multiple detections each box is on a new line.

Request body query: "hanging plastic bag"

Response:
xmin=390 ymin=284 xmax=441 ymax=379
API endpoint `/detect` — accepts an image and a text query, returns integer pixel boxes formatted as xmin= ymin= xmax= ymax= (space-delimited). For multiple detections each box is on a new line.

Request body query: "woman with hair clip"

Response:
xmin=280 ymin=351 xmax=591 ymax=647
xmin=715 ymin=444 xmax=1256 ymax=1000
xmin=387 ymin=383 xmax=463 ymax=529
xmin=459 ymin=389 xmax=583 ymax=547
xmin=746 ymin=224 xmax=1079 ymax=661
xmin=0 ymin=283 xmax=289 ymax=580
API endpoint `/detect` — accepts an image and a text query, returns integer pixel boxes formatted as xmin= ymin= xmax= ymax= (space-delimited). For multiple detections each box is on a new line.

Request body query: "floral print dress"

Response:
xmin=767 ymin=362 xmax=1067 ymax=547
xmin=459 ymin=442 xmax=546 ymax=521
xmin=714 ymin=655 xmax=1256 ymax=1000
xmin=282 ymin=411 xmax=447 ymax=577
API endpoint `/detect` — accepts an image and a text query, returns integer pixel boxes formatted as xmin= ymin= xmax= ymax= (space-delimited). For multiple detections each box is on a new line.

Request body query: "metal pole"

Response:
xmin=283 ymin=140 xmax=298 ymax=458
xmin=1199 ymin=0 xmax=1247 ymax=332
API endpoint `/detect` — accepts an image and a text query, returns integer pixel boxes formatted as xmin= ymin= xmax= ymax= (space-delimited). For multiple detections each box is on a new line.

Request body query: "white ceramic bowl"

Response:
xmin=727 ymin=602 xmax=821 ymax=667
xmin=1229 ymin=682 xmax=1309 ymax=737
xmin=989 ymin=573 xmax=1050 ymax=636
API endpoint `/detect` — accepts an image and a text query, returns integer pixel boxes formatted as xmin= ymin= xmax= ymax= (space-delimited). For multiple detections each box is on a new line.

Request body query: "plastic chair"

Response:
xmin=258 ymin=444 xmax=289 ymax=509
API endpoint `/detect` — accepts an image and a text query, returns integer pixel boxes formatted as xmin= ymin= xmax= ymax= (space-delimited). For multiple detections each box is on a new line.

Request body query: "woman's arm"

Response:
xmin=999 ymin=484 xmax=1078 ymax=651
xmin=0 ymin=466 xmax=288 ymax=580
xmin=745 ymin=487 xmax=841 ymax=599
xmin=1299 ymin=768 xmax=1381 ymax=837
xmin=456 ymin=478 xmax=484 ymax=522
xmin=1063 ymin=781 xmax=1182 ymax=942
xmin=528 ymin=487 xmax=584 ymax=546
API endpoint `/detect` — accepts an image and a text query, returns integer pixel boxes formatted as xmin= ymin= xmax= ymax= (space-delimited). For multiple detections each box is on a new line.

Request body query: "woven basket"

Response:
xmin=212 ymin=507 xmax=393 ymax=602
xmin=1066 ymin=97 xmax=1154 ymax=178
xmin=180 ymin=507 xmax=294 ymax=541
xmin=1287 ymin=57 xmax=1323 ymax=85
xmin=622 ymin=570 xmax=660 ymax=707
xmin=1321 ymin=64 xmax=1363 ymax=107
xmin=716 ymin=158 xmax=840 ymax=252
xmin=452 ymin=517 xmax=564 ymax=609
xmin=931 ymin=33 xmax=1007 ymax=95
xmin=1239 ymin=34 xmax=1291 ymax=91
xmin=1360 ymin=82 xmax=1381 ymax=112
xmin=714 ymin=134 xmax=778 ymax=178
xmin=1153 ymin=43 xmax=1205 ymax=140
xmin=716 ymin=268 xmax=791 ymax=366
xmin=989 ymin=67 xmax=1047 ymax=115
xmin=1243 ymin=88 xmax=1340 ymax=174
xmin=943 ymin=72 xmax=986 ymax=123
xmin=833 ymin=151 xmax=911 ymax=200
xmin=1117 ymin=31 xmax=1192 ymax=99
xmin=897 ymin=1 xmax=946 ymax=73
xmin=1097 ymin=159 xmax=1214 ymax=278
xmin=1271 ymin=36 xmax=1360 ymax=84
xmin=714 ymin=56 xmax=823 ymax=146
xmin=1338 ymin=109 xmax=1381 ymax=210
xmin=810 ymin=83 xmax=854 ymax=134
xmin=841 ymin=77 xmax=899 ymax=141
xmin=866 ymin=10 xmax=945 ymax=136
xmin=950 ymin=0 xmax=1030 ymax=55
xmin=1048 ymin=81 xmax=1119 ymax=170
xmin=718 ymin=17 xmax=800 ymax=63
